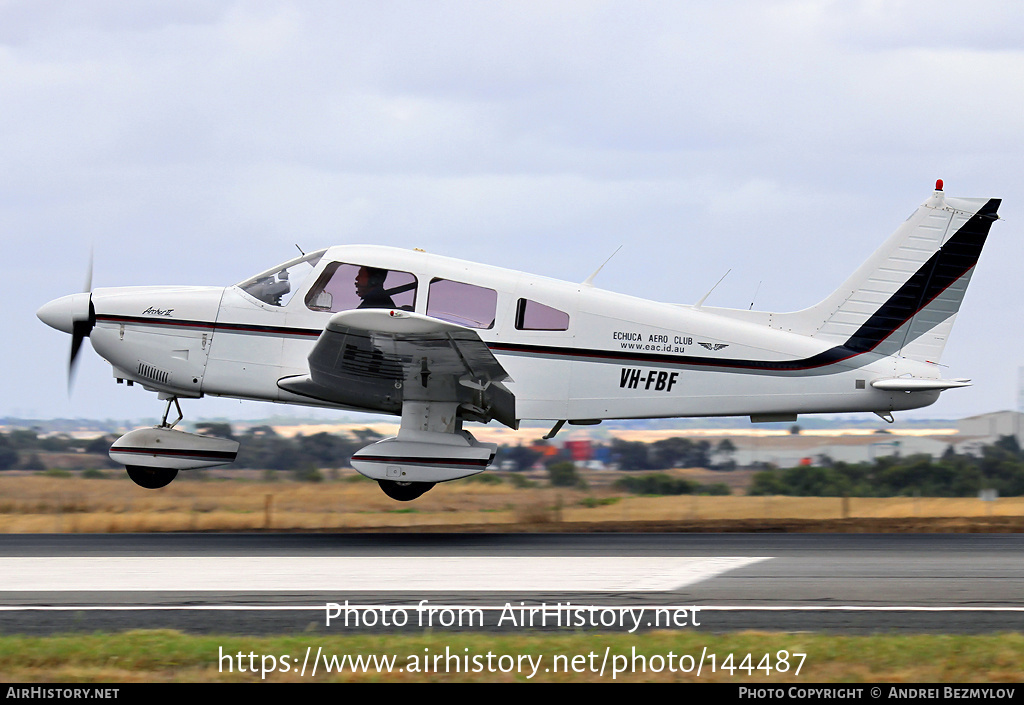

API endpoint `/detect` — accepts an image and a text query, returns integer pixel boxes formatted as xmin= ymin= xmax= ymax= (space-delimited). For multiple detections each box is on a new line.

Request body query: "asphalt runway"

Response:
xmin=1 ymin=533 xmax=1022 ymax=635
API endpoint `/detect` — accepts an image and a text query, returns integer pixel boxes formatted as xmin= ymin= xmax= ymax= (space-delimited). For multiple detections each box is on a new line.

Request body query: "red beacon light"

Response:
xmin=935 ymin=179 xmax=944 ymax=191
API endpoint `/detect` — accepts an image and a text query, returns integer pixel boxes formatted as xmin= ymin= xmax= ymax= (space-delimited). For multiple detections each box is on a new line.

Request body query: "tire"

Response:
xmin=377 ymin=480 xmax=435 ymax=501
xmin=125 ymin=465 xmax=178 ymax=489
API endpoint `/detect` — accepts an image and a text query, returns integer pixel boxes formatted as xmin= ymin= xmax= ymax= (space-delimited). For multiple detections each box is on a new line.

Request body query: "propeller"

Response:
xmin=66 ymin=250 xmax=95 ymax=393
xmin=67 ymin=296 xmax=95 ymax=392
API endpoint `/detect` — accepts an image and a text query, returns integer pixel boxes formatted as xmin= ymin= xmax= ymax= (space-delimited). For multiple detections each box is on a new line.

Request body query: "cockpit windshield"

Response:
xmin=237 ymin=249 xmax=326 ymax=307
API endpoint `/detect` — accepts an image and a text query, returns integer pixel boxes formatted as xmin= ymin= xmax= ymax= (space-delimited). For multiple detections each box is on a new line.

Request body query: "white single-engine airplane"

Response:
xmin=37 ymin=181 xmax=1000 ymax=500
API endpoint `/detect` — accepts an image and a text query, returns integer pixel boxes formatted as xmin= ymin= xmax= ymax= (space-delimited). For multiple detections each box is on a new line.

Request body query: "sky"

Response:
xmin=3 ymin=0 xmax=1024 ymax=424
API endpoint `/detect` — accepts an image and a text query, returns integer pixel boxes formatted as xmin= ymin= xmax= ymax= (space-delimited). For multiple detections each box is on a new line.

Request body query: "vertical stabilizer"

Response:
xmin=784 ymin=183 xmax=1000 ymax=363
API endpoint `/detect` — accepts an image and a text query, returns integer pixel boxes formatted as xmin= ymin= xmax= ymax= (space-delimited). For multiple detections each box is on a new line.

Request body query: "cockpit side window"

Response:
xmin=305 ymin=262 xmax=417 ymax=313
xmin=426 ymin=278 xmax=497 ymax=329
xmin=515 ymin=299 xmax=570 ymax=331
xmin=238 ymin=251 xmax=325 ymax=307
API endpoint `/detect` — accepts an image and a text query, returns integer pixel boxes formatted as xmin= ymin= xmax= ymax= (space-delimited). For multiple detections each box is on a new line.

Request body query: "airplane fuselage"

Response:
xmin=38 ymin=185 xmax=1000 ymax=497
xmin=84 ymin=244 xmax=939 ymax=425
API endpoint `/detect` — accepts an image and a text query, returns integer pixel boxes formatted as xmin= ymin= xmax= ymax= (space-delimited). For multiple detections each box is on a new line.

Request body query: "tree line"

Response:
xmin=0 ymin=426 xmax=738 ymax=472
xmin=3 ymin=424 xmax=1024 ymax=497
xmin=748 ymin=436 xmax=1024 ymax=497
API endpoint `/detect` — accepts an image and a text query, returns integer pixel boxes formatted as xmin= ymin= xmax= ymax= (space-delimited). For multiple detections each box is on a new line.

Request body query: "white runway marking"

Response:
xmin=0 ymin=556 xmax=768 ymax=592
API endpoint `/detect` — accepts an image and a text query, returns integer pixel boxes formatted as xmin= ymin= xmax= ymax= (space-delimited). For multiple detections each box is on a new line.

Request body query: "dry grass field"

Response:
xmin=0 ymin=472 xmax=1021 ymax=533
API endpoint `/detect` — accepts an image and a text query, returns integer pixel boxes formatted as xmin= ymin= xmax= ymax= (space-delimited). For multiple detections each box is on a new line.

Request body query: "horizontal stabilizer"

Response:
xmin=870 ymin=378 xmax=971 ymax=392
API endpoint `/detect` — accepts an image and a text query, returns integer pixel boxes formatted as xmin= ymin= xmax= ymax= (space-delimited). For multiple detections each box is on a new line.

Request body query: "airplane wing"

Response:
xmin=278 ymin=309 xmax=516 ymax=429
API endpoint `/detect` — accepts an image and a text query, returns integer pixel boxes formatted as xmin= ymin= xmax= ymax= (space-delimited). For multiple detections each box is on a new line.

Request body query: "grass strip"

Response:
xmin=0 ymin=630 xmax=1021 ymax=682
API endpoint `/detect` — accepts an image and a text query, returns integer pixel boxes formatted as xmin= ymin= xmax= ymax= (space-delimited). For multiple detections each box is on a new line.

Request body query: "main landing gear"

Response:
xmin=377 ymin=480 xmax=436 ymax=502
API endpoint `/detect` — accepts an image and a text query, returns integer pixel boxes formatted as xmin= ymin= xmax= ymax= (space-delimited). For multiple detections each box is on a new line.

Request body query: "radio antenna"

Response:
xmin=749 ymin=280 xmax=762 ymax=310
xmin=694 ymin=269 xmax=730 ymax=309
xmin=583 ymin=246 xmax=623 ymax=286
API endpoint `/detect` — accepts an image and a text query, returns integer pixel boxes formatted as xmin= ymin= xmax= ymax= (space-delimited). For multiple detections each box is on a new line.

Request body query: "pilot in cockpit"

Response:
xmin=355 ymin=266 xmax=396 ymax=309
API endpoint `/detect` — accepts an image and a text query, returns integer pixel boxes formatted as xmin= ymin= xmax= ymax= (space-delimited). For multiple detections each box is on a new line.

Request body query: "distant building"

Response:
xmin=957 ymin=411 xmax=1024 ymax=445
xmin=731 ymin=435 xmax=952 ymax=468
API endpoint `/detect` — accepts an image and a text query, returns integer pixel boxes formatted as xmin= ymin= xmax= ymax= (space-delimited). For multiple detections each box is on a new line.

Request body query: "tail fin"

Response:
xmin=785 ymin=182 xmax=1000 ymax=363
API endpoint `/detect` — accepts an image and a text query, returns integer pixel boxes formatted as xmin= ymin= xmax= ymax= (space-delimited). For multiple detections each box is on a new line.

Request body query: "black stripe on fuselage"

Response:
xmin=353 ymin=455 xmax=491 ymax=467
xmin=488 ymin=342 xmax=856 ymax=372
xmin=101 ymin=312 xmax=856 ymax=373
xmin=112 ymin=446 xmax=238 ymax=461
xmin=96 ymin=314 xmax=321 ymax=338
xmin=86 ymin=315 xmax=917 ymax=374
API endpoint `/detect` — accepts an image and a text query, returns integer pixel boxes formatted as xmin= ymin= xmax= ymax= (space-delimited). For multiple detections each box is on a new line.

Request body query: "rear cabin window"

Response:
xmin=515 ymin=298 xmax=570 ymax=331
xmin=426 ymin=278 xmax=497 ymax=329
xmin=305 ymin=263 xmax=417 ymax=313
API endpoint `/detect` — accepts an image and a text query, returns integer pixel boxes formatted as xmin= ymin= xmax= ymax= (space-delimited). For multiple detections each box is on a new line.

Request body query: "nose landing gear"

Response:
xmin=111 ymin=396 xmax=239 ymax=490
xmin=377 ymin=480 xmax=435 ymax=501
xmin=125 ymin=465 xmax=178 ymax=489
